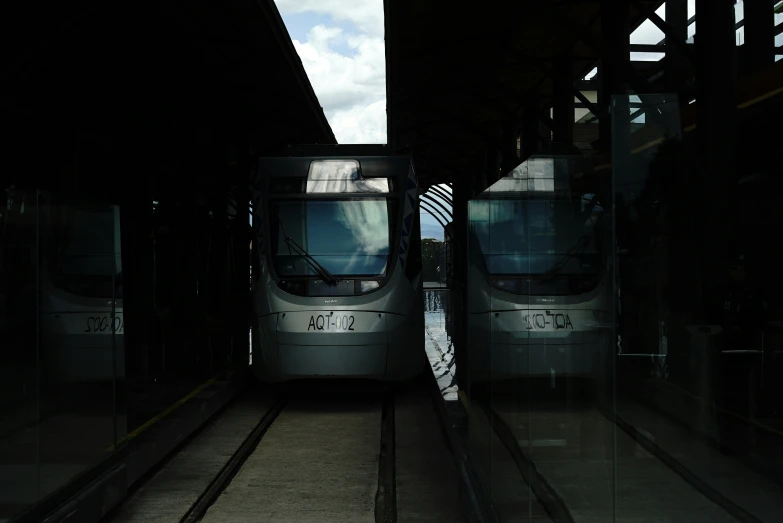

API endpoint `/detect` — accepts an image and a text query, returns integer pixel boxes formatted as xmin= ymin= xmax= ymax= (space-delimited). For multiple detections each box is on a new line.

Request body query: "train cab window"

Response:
xmin=270 ymin=199 xmax=394 ymax=279
xmin=46 ymin=201 xmax=123 ymax=299
xmin=474 ymin=196 xmax=605 ymax=295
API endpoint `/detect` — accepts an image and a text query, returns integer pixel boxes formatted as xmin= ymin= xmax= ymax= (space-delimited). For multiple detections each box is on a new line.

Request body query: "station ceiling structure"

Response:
xmin=384 ymin=0 xmax=659 ymax=189
xmin=384 ymin=0 xmax=783 ymax=193
xmin=2 ymin=0 xmax=335 ymax=196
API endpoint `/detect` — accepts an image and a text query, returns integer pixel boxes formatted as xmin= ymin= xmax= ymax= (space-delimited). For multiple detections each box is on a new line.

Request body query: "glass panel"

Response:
xmin=113 ymin=212 xmax=126 ymax=448
xmin=466 ymin=155 xmax=614 ymax=521
xmin=46 ymin=201 xmax=123 ymax=299
xmin=127 ymin=196 xmax=240 ymax=436
xmin=0 ymin=188 xmax=40 ymax=519
xmin=466 ymin=188 xmax=498 ymax=517
xmin=610 ymin=93 xmax=783 ymax=521
xmin=0 ymin=183 xmax=249 ymax=518
xmin=474 ymin=199 xmax=603 ymax=279
xmin=271 ymin=199 xmax=392 ymax=277
xmin=37 ymin=194 xmax=119 ymax=501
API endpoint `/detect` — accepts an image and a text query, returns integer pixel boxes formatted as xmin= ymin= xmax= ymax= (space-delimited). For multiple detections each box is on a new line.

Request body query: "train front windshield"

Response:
xmin=46 ymin=201 xmax=123 ymax=299
xmin=472 ymin=195 xmax=605 ymax=295
xmin=271 ymin=199 xmax=393 ymax=278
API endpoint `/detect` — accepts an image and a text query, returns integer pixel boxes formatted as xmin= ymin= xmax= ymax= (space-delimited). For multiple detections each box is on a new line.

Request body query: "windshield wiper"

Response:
xmin=536 ymin=234 xmax=593 ymax=282
xmin=276 ymin=213 xmax=340 ymax=285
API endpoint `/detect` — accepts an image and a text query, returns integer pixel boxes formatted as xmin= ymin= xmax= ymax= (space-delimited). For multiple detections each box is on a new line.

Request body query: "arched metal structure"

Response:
xmin=420 ymin=192 xmax=454 ymax=223
xmin=419 ymin=201 xmax=450 ymax=229
xmin=428 ymin=184 xmax=454 ymax=206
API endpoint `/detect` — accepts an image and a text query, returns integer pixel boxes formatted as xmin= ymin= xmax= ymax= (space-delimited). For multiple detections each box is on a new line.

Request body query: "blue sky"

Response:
xmin=279 ymin=12 xmax=359 ymax=57
xmin=274 ymin=0 xmax=387 ymax=143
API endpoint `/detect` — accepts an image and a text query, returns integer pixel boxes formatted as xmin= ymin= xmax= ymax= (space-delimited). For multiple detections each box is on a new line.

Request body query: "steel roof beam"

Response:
xmin=421 ymin=192 xmax=454 ymax=220
xmin=419 ymin=200 xmax=452 ymax=231
xmin=631 ymin=0 xmax=697 ymax=67
xmin=419 ymin=193 xmax=454 ymax=221
xmin=427 ymin=185 xmax=454 ymax=206
xmin=573 ymin=90 xmax=601 ymax=118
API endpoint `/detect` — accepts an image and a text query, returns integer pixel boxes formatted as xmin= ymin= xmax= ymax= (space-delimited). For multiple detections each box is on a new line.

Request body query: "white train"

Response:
xmin=250 ymin=146 xmax=425 ymax=382
xmin=468 ymin=155 xmax=613 ymax=382
xmin=37 ymin=192 xmax=124 ymax=383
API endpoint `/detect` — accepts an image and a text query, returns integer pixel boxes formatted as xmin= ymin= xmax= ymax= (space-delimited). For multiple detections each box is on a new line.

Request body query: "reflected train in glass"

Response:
xmin=250 ymin=146 xmax=425 ymax=382
xmin=468 ymin=155 xmax=613 ymax=382
xmin=36 ymin=192 xmax=124 ymax=383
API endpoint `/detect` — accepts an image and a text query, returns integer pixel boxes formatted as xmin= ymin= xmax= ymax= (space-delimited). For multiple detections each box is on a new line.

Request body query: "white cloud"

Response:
xmin=292 ymin=24 xmax=386 ymax=144
xmin=275 ymin=0 xmax=385 ymax=37
xmin=328 ymin=99 xmax=387 ymax=143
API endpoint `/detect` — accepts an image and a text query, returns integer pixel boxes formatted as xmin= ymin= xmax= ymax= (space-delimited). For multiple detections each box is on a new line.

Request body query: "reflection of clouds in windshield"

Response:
xmin=480 ymin=200 xmax=601 ymax=255
xmin=334 ymin=200 xmax=388 ymax=272
xmin=309 ymin=161 xmax=358 ymax=180
xmin=308 ymin=160 xmax=390 ymax=193
xmin=307 ymin=178 xmax=389 ymax=193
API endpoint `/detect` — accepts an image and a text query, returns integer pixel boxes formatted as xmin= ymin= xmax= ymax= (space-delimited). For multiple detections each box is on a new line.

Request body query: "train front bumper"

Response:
xmin=470 ymin=309 xmax=613 ymax=379
xmin=488 ymin=340 xmax=604 ymax=377
xmin=258 ymin=310 xmax=423 ymax=381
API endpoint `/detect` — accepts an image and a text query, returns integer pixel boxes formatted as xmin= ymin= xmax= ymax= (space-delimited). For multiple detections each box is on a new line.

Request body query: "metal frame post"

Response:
xmin=743 ymin=0 xmax=776 ymax=74
xmin=599 ymin=0 xmax=630 ymax=151
xmin=696 ymin=0 xmax=738 ymax=304
xmin=553 ymin=54 xmax=575 ymax=145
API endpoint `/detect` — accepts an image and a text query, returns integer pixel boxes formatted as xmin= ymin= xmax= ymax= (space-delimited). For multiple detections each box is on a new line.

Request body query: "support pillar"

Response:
xmin=521 ymin=103 xmax=540 ymax=161
xmin=485 ymin=144 xmax=502 ymax=184
xmin=232 ymin=134 xmax=252 ymax=374
xmin=450 ymin=178 xmax=471 ymax=392
xmin=743 ymin=0 xmax=776 ymax=74
xmin=501 ymin=120 xmax=519 ymax=174
xmin=553 ymin=55 xmax=575 ymax=146
xmin=665 ymin=0 xmax=690 ymax=98
xmin=598 ymin=0 xmax=630 ymax=151
xmin=696 ymin=0 xmax=737 ymax=310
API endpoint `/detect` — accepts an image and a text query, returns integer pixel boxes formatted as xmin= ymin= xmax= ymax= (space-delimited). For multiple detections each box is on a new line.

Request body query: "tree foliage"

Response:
xmin=421 ymin=238 xmax=443 ymax=282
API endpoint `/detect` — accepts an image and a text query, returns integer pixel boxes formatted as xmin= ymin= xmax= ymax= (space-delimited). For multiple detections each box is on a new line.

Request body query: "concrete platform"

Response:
xmin=200 ymin=396 xmax=382 ymax=523
xmin=422 ymin=310 xmax=758 ymax=523
xmin=106 ymin=391 xmax=274 ymax=522
xmin=615 ymin=397 xmax=783 ymax=522
xmin=395 ymin=381 xmax=464 ymax=523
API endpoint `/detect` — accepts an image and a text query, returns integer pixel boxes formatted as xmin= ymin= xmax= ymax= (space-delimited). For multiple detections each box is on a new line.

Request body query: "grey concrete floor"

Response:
xmin=615 ymin=397 xmax=783 ymax=522
xmin=105 ymin=392 xmax=274 ymax=522
xmin=395 ymin=382 xmax=464 ymax=523
xmin=493 ymin=403 xmax=740 ymax=523
xmin=467 ymin=401 xmax=552 ymax=522
xmin=200 ymin=396 xmax=382 ymax=523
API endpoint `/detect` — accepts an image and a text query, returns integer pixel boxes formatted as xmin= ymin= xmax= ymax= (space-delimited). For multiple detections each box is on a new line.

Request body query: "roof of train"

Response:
xmin=280 ymin=144 xmax=398 ymax=158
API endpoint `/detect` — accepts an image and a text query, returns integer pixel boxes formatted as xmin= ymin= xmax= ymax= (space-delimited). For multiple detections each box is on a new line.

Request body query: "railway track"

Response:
xmin=187 ymin=389 xmax=396 ymax=523
xmin=103 ymin=374 xmax=464 ymax=523
xmin=180 ymin=396 xmax=287 ymax=523
xmin=107 ymin=378 xmax=463 ymax=523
